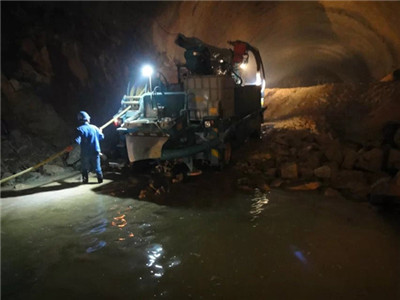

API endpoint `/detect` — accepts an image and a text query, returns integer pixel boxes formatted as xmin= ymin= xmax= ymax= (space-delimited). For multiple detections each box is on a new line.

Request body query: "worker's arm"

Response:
xmin=98 ymin=127 xmax=104 ymax=141
xmin=75 ymin=128 xmax=82 ymax=144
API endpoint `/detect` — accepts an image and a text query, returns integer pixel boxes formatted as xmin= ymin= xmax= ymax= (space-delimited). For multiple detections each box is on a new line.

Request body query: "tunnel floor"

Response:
xmin=1 ymin=169 xmax=400 ymax=300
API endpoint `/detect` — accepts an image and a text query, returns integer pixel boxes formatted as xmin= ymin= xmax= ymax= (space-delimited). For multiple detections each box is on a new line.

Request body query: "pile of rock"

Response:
xmin=1 ymin=129 xmax=73 ymax=187
xmin=234 ymin=125 xmax=400 ymax=201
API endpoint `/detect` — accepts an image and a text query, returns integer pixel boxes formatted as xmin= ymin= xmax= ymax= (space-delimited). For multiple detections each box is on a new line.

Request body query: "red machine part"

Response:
xmin=232 ymin=41 xmax=248 ymax=64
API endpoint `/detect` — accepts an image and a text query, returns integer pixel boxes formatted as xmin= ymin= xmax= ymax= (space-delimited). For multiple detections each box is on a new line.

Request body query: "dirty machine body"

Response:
xmin=114 ymin=34 xmax=266 ymax=171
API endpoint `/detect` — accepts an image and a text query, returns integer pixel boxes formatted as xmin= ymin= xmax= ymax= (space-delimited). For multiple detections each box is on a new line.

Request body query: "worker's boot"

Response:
xmin=82 ymin=172 xmax=88 ymax=184
xmin=97 ymin=174 xmax=103 ymax=184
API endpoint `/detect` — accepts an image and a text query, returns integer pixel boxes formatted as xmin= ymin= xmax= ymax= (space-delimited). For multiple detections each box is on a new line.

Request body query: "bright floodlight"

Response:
xmin=141 ymin=65 xmax=153 ymax=77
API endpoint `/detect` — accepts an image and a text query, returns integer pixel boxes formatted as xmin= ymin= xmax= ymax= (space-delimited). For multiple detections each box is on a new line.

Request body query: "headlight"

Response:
xmin=204 ymin=120 xmax=214 ymax=128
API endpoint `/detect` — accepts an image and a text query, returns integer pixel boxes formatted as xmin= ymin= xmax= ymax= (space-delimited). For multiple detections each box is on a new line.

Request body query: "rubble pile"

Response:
xmin=0 ymin=129 xmax=73 ymax=187
xmin=234 ymin=122 xmax=400 ymax=201
xmin=233 ymin=80 xmax=400 ymax=201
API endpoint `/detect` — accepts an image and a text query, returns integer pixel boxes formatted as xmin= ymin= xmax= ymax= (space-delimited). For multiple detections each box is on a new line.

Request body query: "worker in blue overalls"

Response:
xmin=75 ymin=111 xmax=104 ymax=184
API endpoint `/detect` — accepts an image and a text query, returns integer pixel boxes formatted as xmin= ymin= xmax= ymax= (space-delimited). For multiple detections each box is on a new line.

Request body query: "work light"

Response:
xmin=141 ymin=65 xmax=153 ymax=77
xmin=141 ymin=65 xmax=154 ymax=92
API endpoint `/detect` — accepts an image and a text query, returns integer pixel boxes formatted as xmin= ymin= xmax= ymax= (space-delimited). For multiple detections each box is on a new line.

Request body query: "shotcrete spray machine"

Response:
xmin=113 ymin=33 xmax=266 ymax=173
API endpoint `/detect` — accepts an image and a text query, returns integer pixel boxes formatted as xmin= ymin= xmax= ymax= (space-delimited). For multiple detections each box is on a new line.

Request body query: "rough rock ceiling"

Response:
xmin=151 ymin=1 xmax=400 ymax=87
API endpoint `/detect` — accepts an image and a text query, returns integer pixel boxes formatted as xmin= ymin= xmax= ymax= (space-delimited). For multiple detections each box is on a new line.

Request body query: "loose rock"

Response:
xmin=314 ymin=165 xmax=331 ymax=179
xmin=387 ymin=148 xmax=400 ymax=170
xmin=270 ymin=179 xmax=284 ymax=188
xmin=299 ymin=167 xmax=314 ymax=179
xmin=331 ymin=170 xmax=367 ymax=190
xmin=324 ymin=141 xmax=343 ymax=165
xmin=288 ymin=181 xmax=321 ymax=191
xmin=43 ymin=164 xmax=66 ymax=175
xmin=280 ymin=162 xmax=298 ymax=179
xmin=324 ymin=188 xmax=342 ymax=197
xmin=355 ymin=148 xmax=383 ymax=172
xmin=342 ymin=148 xmax=358 ymax=170
xmin=265 ymin=168 xmax=277 ymax=177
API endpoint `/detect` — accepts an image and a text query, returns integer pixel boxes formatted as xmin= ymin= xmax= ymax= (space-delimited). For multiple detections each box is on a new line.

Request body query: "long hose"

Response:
xmin=0 ymin=106 xmax=131 ymax=185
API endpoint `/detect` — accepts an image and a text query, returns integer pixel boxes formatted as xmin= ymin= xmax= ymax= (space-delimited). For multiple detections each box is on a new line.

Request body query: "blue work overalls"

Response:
xmin=75 ymin=122 xmax=104 ymax=182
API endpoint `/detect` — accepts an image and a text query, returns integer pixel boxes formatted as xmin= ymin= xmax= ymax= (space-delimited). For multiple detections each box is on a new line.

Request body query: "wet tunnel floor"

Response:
xmin=1 ymin=169 xmax=400 ymax=300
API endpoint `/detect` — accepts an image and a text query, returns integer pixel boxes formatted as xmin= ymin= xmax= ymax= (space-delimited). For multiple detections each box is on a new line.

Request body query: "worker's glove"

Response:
xmin=65 ymin=145 xmax=74 ymax=153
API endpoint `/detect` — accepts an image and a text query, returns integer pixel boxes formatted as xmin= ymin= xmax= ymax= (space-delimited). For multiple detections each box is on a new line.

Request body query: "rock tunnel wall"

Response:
xmin=1 ymin=2 xmax=160 ymax=132
xmin=151 ymin=1 xmax=400 ymax=87
xmin=1 ymin=2 xmax=162 ymax=178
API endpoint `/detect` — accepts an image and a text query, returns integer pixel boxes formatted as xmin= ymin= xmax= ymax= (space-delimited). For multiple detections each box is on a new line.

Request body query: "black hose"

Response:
xmin=232 ymin=69 xmax=242 ymax=85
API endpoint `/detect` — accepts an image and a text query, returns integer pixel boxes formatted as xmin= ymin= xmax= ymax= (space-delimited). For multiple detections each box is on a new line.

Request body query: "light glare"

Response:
xmin=141 ymin=65 xmax=153 ymax=77
xmin=255 ymin=72 xmax=262 ymax=86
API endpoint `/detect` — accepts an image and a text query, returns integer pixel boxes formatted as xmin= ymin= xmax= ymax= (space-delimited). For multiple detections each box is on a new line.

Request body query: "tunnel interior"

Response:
xmin=1 ymin=2 xmax=400 ymax=298
xmin=1 ymin=1 xmax=400 ymax=177
xmin=151 ymin=1 xmax=400 ymax=87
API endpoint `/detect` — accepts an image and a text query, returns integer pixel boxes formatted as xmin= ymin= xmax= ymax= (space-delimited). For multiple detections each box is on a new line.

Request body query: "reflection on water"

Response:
xmin=86 ymin=239 xmax=107 ymax=253
xmin=144 ymin=244 xmax=181 ymax=279
xmin=111 ymin=214 xmax=127 ymax=228
xmin=249 ymin=188 xmax=270 ymax=224
xmin=290 ymin=245 xmax=308 ymax=265
xmin=76 ymin=198 xmax=109 ymax=254
xmin=88 ymin=219 xmax=107 ymax=234
xmin=1 ymin=183 xmax=400 ymax=299
xmin=146 ymin=244 xmax=164 ymax=277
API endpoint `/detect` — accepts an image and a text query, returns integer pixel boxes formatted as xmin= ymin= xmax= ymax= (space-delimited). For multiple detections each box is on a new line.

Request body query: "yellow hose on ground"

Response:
xmin=0 ymin=105 xmax=132 ymax=185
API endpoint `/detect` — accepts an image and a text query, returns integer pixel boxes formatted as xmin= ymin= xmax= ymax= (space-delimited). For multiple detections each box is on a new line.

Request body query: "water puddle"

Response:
xmin=249 ymin=188 xmax=270 ymax=223
xmin=1 ymin=184 xmax=399 ymax=299
xmin=86 ymin=239 xmax=107 ymax=253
